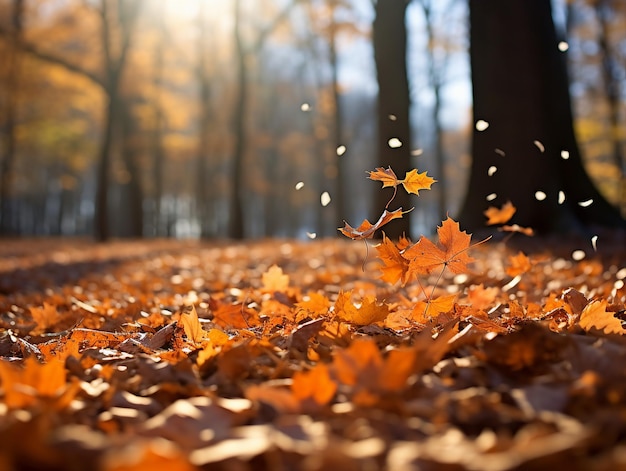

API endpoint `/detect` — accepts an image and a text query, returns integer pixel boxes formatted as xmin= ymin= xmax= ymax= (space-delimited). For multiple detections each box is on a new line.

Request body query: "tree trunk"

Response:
xmin=0 ymin=0 xmax=24 ymax=235
xmin=459 ymin=0 xmax=625 ymax=235
xmin=595 ymin=0 xmax=626 ymax=216
xmin=120 ymin=100 xmax=144 ymax=237
xmin=94 ymin=0 xmax=142 ymax=242
xmin=373 ymin=0 xmax=412 ymax=238
xmin=229 ymin=0 xmax=247 ymax=239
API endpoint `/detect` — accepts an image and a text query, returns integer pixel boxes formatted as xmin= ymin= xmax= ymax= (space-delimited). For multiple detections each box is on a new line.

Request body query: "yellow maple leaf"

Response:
xmin=261 ymin=264 xmax=289 ymax=292
xmin=579 ymin=300 xmax=624 ymax=335
xmin=401 ymin=169 xmax=436 ymax=195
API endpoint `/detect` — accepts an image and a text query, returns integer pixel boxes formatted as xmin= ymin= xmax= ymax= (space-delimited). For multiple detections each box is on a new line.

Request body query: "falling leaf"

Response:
xmin=367 ymin=166 xmax=399 ymax=188
xmin=339 ymin=208 xmax=406 ymax=240
xmin=501 ymin=224 xmax=535 ymax=236
xmin=375 ymin=235 xmax=410 ymax=285
xmin=484 ymin=201 xmax=517 ymax=225
xmin=261 ymin=264 xmax=289 ymax=292
xmin=579 ymin=300 xmax=623 ymax=335
xmin=401 ymin=169 xmax=436 ymax=195
xmin=367 ymin=167 xmax=435 ymax=196
xmin=404 ymin=217 xmax=476 ymax=275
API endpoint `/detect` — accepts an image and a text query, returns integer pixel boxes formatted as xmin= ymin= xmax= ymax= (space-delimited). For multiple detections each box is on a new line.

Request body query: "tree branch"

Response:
xmin=0 ymin=26 xmax=104 ymax=89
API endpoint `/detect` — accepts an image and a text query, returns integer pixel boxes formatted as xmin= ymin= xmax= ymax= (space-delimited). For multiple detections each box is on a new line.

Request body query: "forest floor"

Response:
xmin=0 ymin=234 xmax=625 ymax=471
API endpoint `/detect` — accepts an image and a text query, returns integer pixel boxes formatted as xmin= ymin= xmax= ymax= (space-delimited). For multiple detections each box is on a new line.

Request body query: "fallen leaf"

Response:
xmin=291 ymin=363 xmax=337 ymax=405
xmin=180 ymin=306 xmax=204 ymax=344
xmin=261 ymin=265 xmax=289 ymax=292
xmin=579 ymin=300 xmax=624 ymax=335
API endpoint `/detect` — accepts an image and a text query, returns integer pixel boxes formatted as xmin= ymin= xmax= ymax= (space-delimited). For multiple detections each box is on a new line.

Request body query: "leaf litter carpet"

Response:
xmin=0 ymin=236 xmax=625 ymax=471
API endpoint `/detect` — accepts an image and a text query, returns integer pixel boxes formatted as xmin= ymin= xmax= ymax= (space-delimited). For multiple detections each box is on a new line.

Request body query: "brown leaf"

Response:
xmin=339 ymin=208 xmax=406 ymax=240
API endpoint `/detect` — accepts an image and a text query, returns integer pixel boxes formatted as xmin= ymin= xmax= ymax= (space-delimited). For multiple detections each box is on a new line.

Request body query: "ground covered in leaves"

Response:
xmin=0 ymin=235 xmax=625 ymax=471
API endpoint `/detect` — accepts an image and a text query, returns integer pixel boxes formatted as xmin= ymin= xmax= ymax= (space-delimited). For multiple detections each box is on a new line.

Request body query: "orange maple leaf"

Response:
xmin=368 ymin=167 xmax=436 ymax=196
xmin=403 ymin=217 xmax=477 ymax=276
xmin=579 ymin=299 xmax=624 ymax=335
xmin=506 ymin=251 xmax=532 ymax=277
xmin=467 ymin=284 xmax=499 ymax=310
xmin=484 ymin=201 xmax=517 ymax=225
xmin=291 ymin=363 xmax=337 ymax=405
xmin=375 ymin=235 xmax=410 ymax=285
xmin=338 ymin=208 xmax=406 ymax=240
xmin=367 ymin=166 xmax=399 ymax=188
xmin=295 ymin=292 xmax=331 ymax=320
xmin=0 ymin=357 xmax=67 ymax=409
xmin=334 ymin=291 xmax=389 ymax=325
xmin=29 ymin=302 xmax=59 ymax=332
xmin=411 ymin=294 xmax=457 ymax=323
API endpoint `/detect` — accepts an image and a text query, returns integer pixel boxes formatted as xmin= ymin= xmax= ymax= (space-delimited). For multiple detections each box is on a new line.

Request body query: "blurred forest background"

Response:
xmin=0 ymin=0 xmax=624 ymax=241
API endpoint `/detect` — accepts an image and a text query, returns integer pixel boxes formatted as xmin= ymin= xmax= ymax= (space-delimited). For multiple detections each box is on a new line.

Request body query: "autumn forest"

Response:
xmin=1 ymin=0 xmax=626 ymax=470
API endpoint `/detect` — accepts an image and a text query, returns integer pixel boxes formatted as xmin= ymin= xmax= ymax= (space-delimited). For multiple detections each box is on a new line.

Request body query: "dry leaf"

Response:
xmin=579 ymin=300 xmax=624 ymax=335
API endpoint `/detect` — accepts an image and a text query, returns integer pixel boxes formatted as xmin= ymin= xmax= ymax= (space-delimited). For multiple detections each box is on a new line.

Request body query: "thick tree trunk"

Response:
xmin=0 ymin=0 xmax=24 ymax=235
xmin=460 ymin=0 xmax=625 ymax=235
xmin=373 ymin=0 xmax=412 ymax=238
